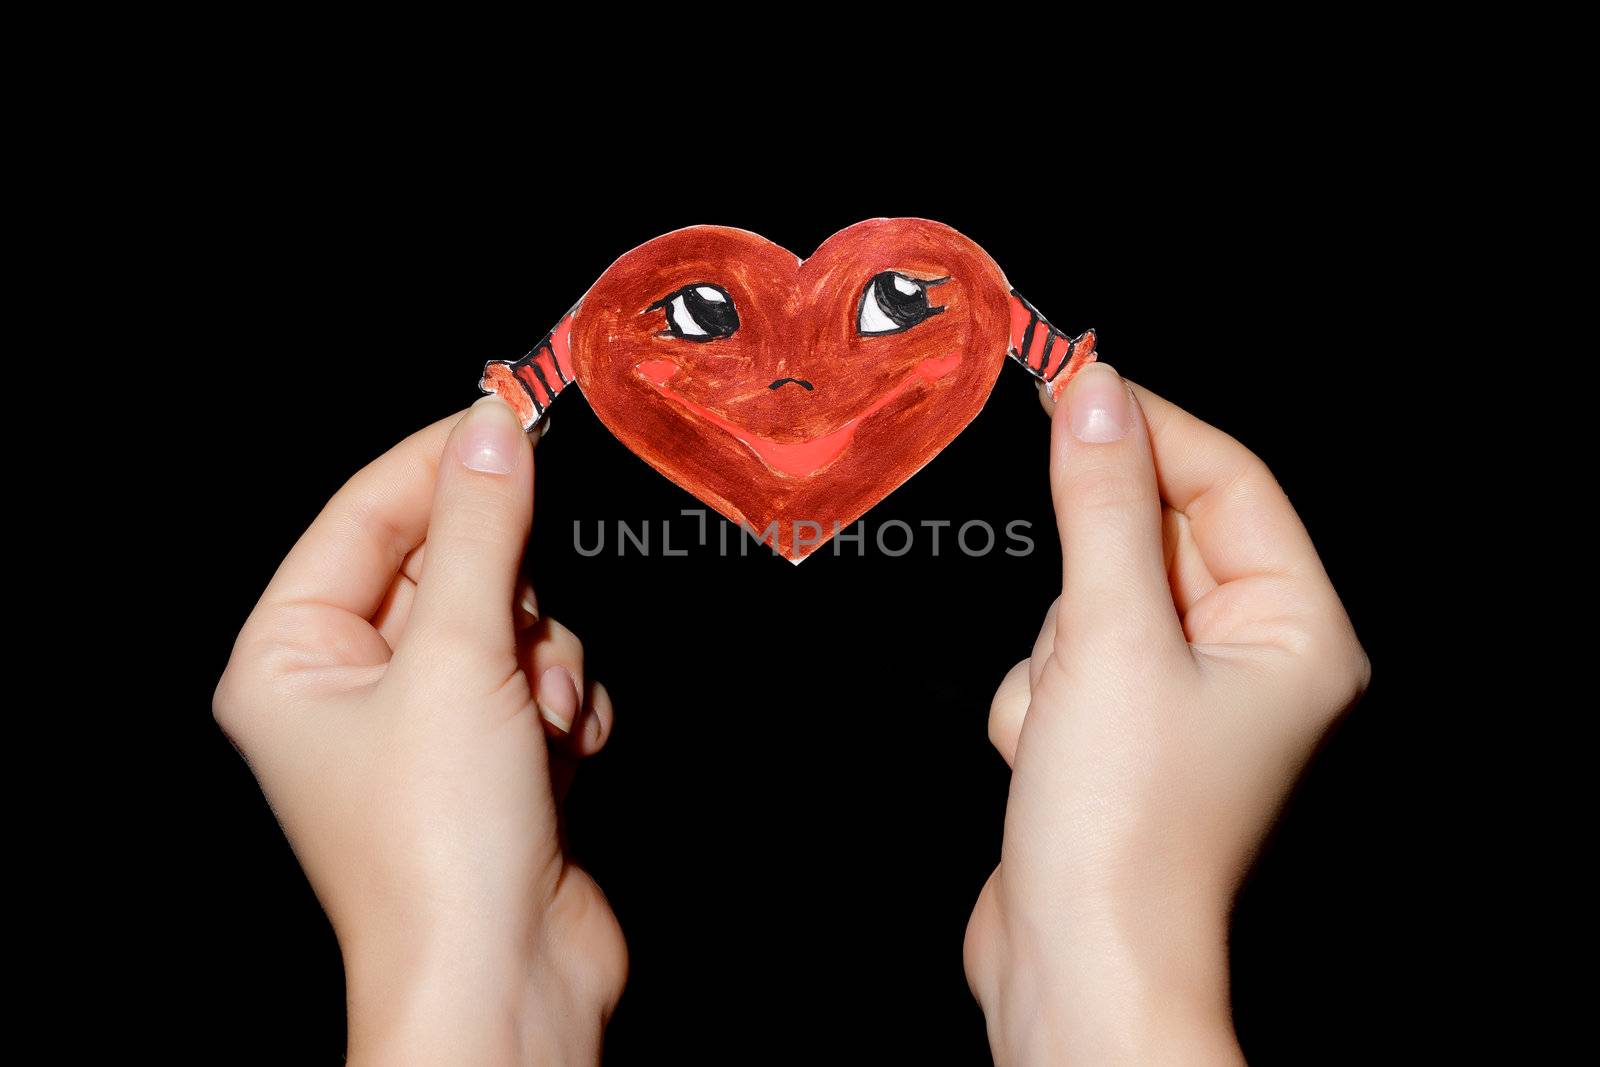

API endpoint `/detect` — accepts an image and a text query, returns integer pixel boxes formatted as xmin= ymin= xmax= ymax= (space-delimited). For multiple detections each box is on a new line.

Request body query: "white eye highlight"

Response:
xmin=859 ymin=286 xmax=899 ymax=333
xmin=695 ymin=286 xmax=726 ymax=302
xmin=671 ymin=295 xmax=708 ymax=336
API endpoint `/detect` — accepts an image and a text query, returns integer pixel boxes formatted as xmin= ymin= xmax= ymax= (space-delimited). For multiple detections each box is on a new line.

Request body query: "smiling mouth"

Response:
xmin=635 ymin=354 xmax=963 ymax=478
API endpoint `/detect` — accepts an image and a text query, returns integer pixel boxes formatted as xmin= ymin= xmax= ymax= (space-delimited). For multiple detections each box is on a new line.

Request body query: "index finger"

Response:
xmin=1131 ymin=383 xmax=1322 ymax=584
xmin=259 ymin=412 xmax=462 ymax=619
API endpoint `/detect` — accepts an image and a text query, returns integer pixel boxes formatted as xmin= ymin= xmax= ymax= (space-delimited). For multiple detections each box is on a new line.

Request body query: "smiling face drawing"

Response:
xmin=571 ymin=220 xmax=1012 ymax=560
xmin=480 ymin=218 xmax=1097 ymax=562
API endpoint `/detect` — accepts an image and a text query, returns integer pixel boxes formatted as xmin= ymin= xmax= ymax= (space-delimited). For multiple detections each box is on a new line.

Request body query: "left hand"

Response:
xmin=964 ymin=367 xmax=1368 ymax=1064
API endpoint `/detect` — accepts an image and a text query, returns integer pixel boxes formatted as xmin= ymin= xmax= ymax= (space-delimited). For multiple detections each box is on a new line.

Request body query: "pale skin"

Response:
xmin=214 ymin=397 xmax=625 ymax=1065
xmin=216 ymin=367 xmax=1366 ymax=1064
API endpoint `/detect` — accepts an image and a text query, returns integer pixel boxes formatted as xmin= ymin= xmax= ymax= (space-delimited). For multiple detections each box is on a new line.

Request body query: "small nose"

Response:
xmin=769 ymin=377 xmax=814 ymax=391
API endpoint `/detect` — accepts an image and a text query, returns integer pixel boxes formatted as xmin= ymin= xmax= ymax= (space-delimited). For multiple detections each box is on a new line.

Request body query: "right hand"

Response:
xmin=215 ymin=396 xmax=625 ymax=1065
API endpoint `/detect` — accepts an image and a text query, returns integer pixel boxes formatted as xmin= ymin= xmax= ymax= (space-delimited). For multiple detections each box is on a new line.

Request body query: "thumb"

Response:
xmin=1050 ymin=363 xmax=1185 ymax=653
xmin=407 ymin=395 xmax=534 ymax=658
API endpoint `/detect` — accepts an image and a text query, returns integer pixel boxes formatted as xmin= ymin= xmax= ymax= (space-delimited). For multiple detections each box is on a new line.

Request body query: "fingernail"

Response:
xmin=536 ymin=666 xmax=579 ymax=733
xmin=1065 ymin=363 xmax=1130 ymax=443
xmin=456 ymin=395 xmax=521 ymax=474
xmin=516 ymin=587 xmax=540 ymax=629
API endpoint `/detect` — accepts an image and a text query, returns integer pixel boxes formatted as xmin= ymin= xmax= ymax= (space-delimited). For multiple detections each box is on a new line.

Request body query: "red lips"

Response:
xmin=571 ymin=219 xmax=1013 ymax=561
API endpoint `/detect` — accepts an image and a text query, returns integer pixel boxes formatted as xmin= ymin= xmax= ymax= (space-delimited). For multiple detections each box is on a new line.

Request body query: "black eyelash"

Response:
xmin=645 ymin=283 xmax=739 ymax=342
xmin=858 ymin=272 xmax=949 ymax=336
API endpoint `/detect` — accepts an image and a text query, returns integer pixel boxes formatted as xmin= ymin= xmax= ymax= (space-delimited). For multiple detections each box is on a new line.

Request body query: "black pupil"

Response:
xmin=873 ymin=273 xmax=932 ymax=329
xmin=680 ymin=286 xmax=738 ymax=338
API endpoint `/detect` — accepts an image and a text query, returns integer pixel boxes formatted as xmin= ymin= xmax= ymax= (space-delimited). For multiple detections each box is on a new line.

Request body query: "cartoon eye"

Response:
xmin=858 ymin=272 xmax=947 ymax=335
xmin=647 ymin=284 xmax=739 ymax=342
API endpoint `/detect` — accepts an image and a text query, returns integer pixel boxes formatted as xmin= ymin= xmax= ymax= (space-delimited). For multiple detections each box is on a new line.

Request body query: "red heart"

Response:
xmin=569 ymin=219 xmax=1013 ymax=561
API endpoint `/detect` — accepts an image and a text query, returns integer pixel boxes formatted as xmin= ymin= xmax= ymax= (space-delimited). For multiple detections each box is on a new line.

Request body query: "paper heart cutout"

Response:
xmin=482 ymin=218 xmax=1095 ymax=562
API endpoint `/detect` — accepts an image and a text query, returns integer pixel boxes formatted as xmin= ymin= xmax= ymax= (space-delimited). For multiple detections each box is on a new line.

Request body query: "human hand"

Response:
xmin=214 ymin=397 xmax=625 ymax=1065
xmin=964 ymin=365 xmax=1369 ymax=1064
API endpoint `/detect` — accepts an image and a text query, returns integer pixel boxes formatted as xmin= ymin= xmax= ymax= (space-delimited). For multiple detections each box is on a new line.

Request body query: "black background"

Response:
xmin=177 ymin=139 xmax=1437 ymax=1063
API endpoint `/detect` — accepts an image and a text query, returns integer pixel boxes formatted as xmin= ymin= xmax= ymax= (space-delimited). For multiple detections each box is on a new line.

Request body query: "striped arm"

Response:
xmin=1007 ymin=290 xmax=1097 ymax=399
xmin=479 ymin=308 xmax=579 ymax=431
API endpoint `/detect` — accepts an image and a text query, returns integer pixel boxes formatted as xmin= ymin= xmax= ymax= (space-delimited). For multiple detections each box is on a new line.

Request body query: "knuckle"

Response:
xmin=987 ymin=660 xmax=1030 ymax=741
xmin=1285 ymin=621 xmax=1371 ymax=714
xmin=429 ymin=506 xmax=524 ymax=566
xmin=212 ymin=654 xmax=277 ymax=745
xmin=1057 ymin=597 xmax=1165 ymax=658
xmin=448 ymin=487 xmax=527 ymax=537
xmin=1236 ymin=449 xmax=1276 ymax=490
xmin=985 ymin=703 xmax=1008 ymax=751
xmin=1213 ymin=433 xmax=1273 ymax=488
xmin=1341 ymin=640 xmax=1373 ymax=703
xmin=962 ymin=877 xmax=1001 ymax=998
xmin=211 ymin=625 xmax=274 ymax=742
xmin=1232 ymin=453 xmax=1289 ymax=513
xmin=1066 ymin=466 xmax=1148 ymax=513
xmin=211 ymin=665 xmax=244 ymax=738
xmin=962 ymin=916 xmax=986 ymax=988
xmin=420 ymin=623 xmax=504 ymax=675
